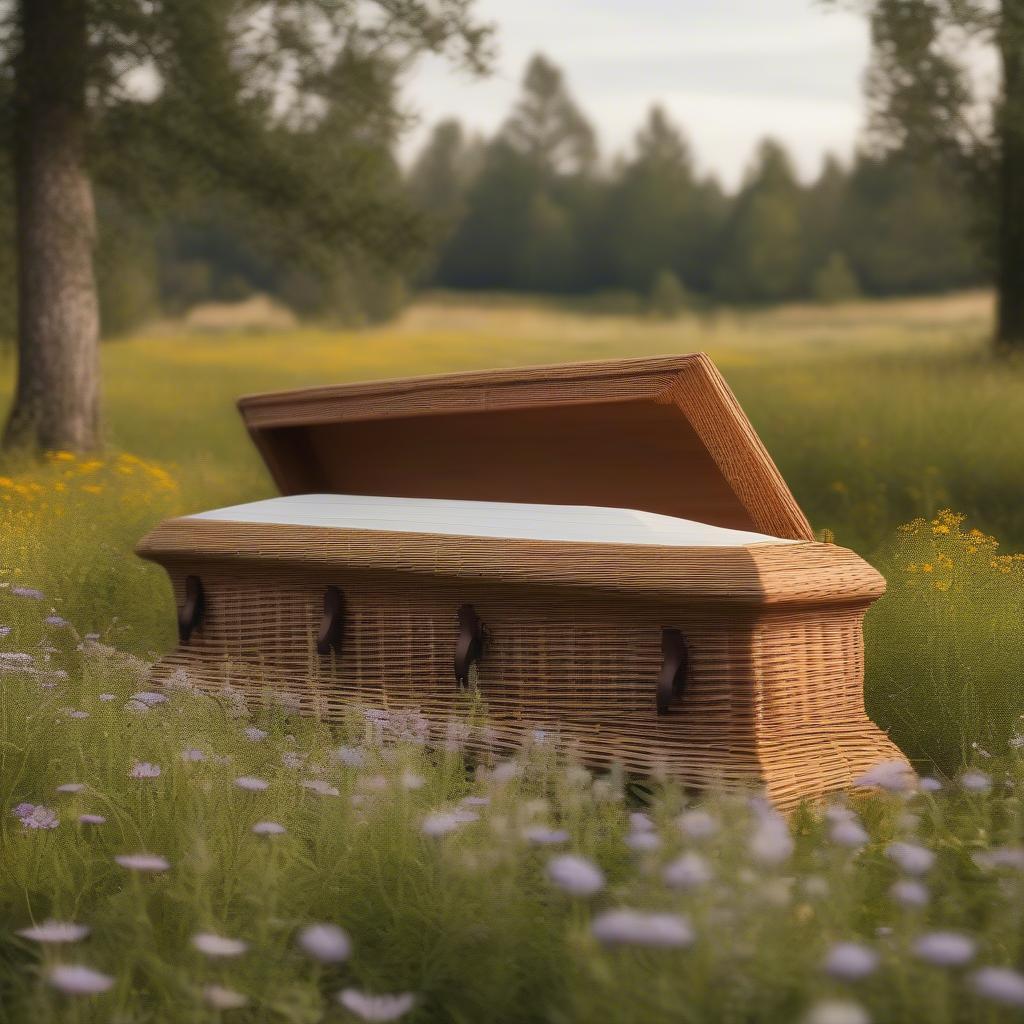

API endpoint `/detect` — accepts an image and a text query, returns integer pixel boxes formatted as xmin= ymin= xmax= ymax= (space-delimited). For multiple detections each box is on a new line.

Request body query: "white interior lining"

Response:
xmin=189 ymin=494 xmax=797 ymax=548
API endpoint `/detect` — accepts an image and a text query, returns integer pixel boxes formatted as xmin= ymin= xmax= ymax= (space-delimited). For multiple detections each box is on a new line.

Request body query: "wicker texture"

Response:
xmin=138 ymin=354 xmax=907 ymax=808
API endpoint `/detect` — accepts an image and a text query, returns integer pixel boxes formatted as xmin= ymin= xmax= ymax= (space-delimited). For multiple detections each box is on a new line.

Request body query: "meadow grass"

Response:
xmin=1 ymin=291 xmax=1024 ymax=1021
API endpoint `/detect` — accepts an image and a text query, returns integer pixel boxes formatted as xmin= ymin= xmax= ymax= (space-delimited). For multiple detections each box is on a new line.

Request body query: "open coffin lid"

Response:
xmin=233 ymin=354 xmax=815 ymax=543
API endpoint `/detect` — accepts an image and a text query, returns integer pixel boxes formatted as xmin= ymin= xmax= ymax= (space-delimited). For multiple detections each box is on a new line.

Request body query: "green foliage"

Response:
xmin=813 ymin=252 xmax=861 ymax=304
xmin=648 ymin=269 xmax=689 ymax=318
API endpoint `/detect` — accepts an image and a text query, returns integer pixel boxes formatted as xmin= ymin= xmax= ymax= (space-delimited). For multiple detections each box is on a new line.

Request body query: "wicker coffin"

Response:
xmin=137 ymin=355 xmax=905 ymax=808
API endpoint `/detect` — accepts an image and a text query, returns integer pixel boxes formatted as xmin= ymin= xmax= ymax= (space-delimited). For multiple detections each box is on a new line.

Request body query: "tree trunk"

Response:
xmin=2 ymin=0 xmax=100 ymax=451
xmin=997 ymin=0 xmax=1024 ymax=350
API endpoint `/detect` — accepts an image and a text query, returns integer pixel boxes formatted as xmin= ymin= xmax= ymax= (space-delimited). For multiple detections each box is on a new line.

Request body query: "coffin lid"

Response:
xmin=236 ymin=354 xmax=814 ymax=542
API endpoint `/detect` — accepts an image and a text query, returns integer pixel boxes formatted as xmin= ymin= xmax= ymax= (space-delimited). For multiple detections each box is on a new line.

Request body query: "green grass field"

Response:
xmin=1 ymin=291 xmax=1024 ymax=1022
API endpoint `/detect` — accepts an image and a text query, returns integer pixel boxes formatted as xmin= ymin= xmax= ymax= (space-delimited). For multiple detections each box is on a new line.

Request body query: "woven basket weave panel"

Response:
xmin=148 ymin=560 xmax=903 ymax=808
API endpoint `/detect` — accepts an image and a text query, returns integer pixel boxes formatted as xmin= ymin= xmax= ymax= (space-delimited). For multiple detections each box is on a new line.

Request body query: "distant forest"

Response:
xmin=0 ymin=53 xmax=988 ymax=336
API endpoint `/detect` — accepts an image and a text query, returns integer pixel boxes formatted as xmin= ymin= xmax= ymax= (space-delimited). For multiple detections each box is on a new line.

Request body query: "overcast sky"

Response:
xmin=399 ymin=0 xmax=871 ymax=188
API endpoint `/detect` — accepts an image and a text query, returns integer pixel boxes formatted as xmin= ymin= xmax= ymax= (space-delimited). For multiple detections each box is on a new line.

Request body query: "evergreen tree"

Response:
xmin=715 ymin=139 xmax=805 ymax=303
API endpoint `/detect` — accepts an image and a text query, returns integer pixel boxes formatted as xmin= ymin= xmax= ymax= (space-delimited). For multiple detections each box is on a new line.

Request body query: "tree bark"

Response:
xmin=997 ymin=0 xmax=1024 ymax=350
xmin=3 ymin=0 xmax=100 ymax=451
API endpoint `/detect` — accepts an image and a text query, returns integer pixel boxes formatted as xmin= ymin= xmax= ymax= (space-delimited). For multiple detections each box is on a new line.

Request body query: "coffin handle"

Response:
xmin=656 ymin=628 xmax=688 ymax=715
xmin=317 ymin=585 xmax=346 ymax=656
xmin=177 ymin=575 xmax=205 ymax=643
xmin=455 ymin=603 xmax=486 ymax=687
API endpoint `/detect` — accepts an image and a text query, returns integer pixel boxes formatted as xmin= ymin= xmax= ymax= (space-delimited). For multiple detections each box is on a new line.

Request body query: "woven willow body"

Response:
xmin=137 ymin=355 xmax=907 ymax=809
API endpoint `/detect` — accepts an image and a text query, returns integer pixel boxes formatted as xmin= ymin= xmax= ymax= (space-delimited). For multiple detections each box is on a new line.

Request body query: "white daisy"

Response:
xmin=203 ymin=984 xmax=249 ymax=1009
xmin=191 ymin=932 xmax=248 ymax=958
xmin=17 ymin=920 xmax=90 ymax=943
xmin=252 ymin=821 xmax=286 ymax=836
xmin=48 ymin=964 xmax=114 ymax=996
xmin=234 ymin=776 xmax=270 ymax=792
xmin=297 ymin=923 xmax=351 ymax=963
xmin=115 ymin=853 xmax=170 ymax=872
xmin=337 ymin=989 xmax=416 ymax=1022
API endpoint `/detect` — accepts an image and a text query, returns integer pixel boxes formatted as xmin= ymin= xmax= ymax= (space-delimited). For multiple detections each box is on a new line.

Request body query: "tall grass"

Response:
xmin=0 ymin=292 xmax=1023 ymax=1020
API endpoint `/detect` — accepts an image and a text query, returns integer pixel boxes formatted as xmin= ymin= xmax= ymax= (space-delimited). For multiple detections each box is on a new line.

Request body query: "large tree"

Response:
xmin=0 ymin=0 xmax=491 ymax=452
xmin=833 ymin=0 xmax=1024 ymax=349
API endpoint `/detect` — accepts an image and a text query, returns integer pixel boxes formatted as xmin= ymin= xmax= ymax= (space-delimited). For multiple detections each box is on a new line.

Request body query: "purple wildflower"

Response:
xmin=546 ymin=854 xmax=605 ymax=896
xmin=591 ymin=909 xmax=694 ymax=948
xmin=297 ymin=923 xmax=351 ymax=963
xmin=18 ymin=920 xmax=90 ymax=943
xmin=337 ymin=989 xmax=416 ymax=1022
xmin=48 ymin=964 xmax=114 ymax=995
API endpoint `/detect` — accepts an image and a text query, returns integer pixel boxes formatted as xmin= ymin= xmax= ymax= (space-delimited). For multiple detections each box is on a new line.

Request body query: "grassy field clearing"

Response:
xmin=1 ymin=292 xmax=1024 ymax=1022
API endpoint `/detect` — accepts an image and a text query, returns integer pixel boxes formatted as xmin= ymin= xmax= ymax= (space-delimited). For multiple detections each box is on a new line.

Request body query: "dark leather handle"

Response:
xmin=177 ymin=575 xmax=205 ymax=643
xmin=316 ymin=585 xmax=345 ymax=656
xmin=656 ymin=628 xmax=688 ymax=715
xmin=454 ymin=603 xmax=486 ymax=687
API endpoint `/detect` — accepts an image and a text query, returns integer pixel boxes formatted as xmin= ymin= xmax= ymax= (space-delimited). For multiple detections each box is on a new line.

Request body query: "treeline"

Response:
xmin=0 ymin=53 xmax=989 ymax=339
xmin=409 ymin=55 xmax=986 ymax=311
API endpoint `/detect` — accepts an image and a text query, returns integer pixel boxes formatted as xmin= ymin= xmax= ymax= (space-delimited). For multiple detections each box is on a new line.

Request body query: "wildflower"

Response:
xmin=252 ymin=821 xmax=286 ymax=836
xmin=830 ymin=818 xmax=869 ymax=849
xmin=629 ymin=812 xmax=655 ymax=832
xmin=79 ymin=814 xmax=106 ymax=825
xmin=401 ymin=770 xmax=425 ymax=791
xmin=128 ymin=691 xmax=168 ymax=708
xmin=56 ymin=783 xmax=86 ymax=794
xmin=804 ymin=1000 xmax=870 ymax=1024
xmin=297 ymin=923 xmax=351 ymax=963
xmin=15 ymin=804 xmax=59 ymax=830
xmin=591 ymin=909 xmax=694 ymax=948
xmin=192 ymin=932 xmax=248 ymax=958
xmin=885 ymin=841 xmax=935 ymax=875
xmin=973 ymin=846 xmax=1024 ymax=871
xmin=11 ymin=587 xmax=44 ymax=600
xmin=65 ymin=709 xmax=89 ymax=719
xmin=663 ymin=851 xmax=713 ymax=889
xmin=181 ymin=748 xmax=206 ymax=762
xmin=960 ymin=770 xmax=992 ymax=793
xmin=971 ymin=967 xmax=1024 ymax=1007
xmin=0 ymin=625 xmax=10 ymax=637
xmin=488 ymin=761 xmax=521 ymax=785
xmin=918 ymin=777 xmax=943 ymax=792
xmin=301 ymin=779 xmax=339 ymax=797
xmin=332 ymin=745 xmax=365 ymax=768
xmin=823 ymin=942 xmax=879 ymax=981
xmin=522 ymin=826 xmax=570 ymax=845
xmin=244 ymin=726 xmax=268 ymax=742
xmin=889 ymin=878 xmax=928 ymax=907
xmin=421 ymin=811 xmax=467 ymax=837
xmin=0 ymin=652 xmax=34 ymax=669
xmin=97 ymin=693 xmax=116 ymax=702
xmin=337 ymin=989 xmax=416 ymax=1022
xmin=547 ymin=854 xmax=605 ymax=896
xmin=234 ymin=776 xmax=269 ymax=792
xmin=115 ymin=853 xmax=170 ymax=872
xmin=17 ymin=920 xmax=90 ymax=943
xmin=749 ymin=810 xmax=794 ymax=866
xmin=854 ymin=760 xmax=915 ymax=793
xmin=678 ymin=809 xmax=718 ymax=839
xmin=460 ymin=795 xmax=490 ymax=807
xmin=130 ymin=762 xmax=161 ymax=780
xmin=281 ymin=751 xmax=305 ymax=769
xmin=203 ymin=985 xmax=249 ymax=1010
xmin=913 ymin=931 xmax=976 ymax=967
xmin=48 ymin=964 xmax=114 ymax=996
xmin=44 ymin=615 xmax=69 ymax=628
xmin=625 ymin=830 xmax=661 ymax=852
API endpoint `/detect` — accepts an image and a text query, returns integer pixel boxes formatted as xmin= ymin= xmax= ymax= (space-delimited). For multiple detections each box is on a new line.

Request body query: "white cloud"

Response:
xmin=398 ymin=0 xmax=870 ymax=187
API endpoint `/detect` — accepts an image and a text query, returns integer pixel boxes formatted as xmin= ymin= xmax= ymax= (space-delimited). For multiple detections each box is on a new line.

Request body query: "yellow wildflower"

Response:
xmin=81 ymin=484 xmax=104 ymax=495
xmin=934 ymin=580 xmax=951 ymax=592
xmin=922 ymin=563 xmax=934 ymax=573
